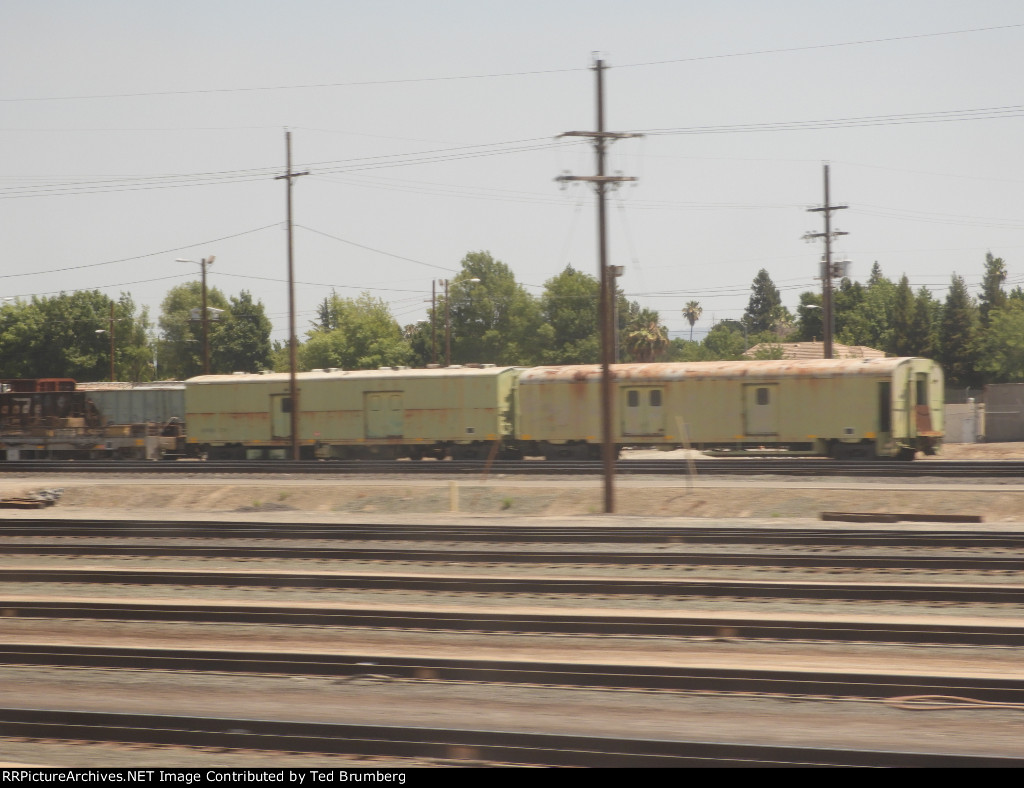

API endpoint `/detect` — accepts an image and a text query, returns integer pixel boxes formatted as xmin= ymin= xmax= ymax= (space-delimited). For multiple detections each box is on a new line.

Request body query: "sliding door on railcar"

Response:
xmin=743 ymin=384 xmax=779 ymax=436
xmin=270 ymin=394 xmax=292 ymax=440
xmin=364 ymin=391 xmax=404 ymax=438
xmin=621 ymin=387 xmax=665 ymax=436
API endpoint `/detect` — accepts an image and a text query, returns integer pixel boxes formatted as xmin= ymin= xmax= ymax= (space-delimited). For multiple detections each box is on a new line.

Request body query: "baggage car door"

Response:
xmin=622 ymin=387 xmax=665 ymax=436
xmin=365 ymin=391 xmax=404 ymax=438
xmin=743 ymin=384 xmax=778 ymax=436
xmin=270 ymin=394 xmax=292 ymax=440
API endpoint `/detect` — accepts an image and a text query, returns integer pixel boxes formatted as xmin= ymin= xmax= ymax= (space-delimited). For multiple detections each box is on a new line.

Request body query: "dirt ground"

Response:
xmin=2 ymin=442 xmax=1022 ymax=523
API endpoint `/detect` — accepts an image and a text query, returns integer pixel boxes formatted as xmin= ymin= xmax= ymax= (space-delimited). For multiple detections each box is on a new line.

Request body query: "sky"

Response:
xmin=2 ymin=0 xmax=1023 ymax=349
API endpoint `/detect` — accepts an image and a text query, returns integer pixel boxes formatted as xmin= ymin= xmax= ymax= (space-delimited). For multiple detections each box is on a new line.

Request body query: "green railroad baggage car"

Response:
xmin=516 ymin=358 xmax=943 ymax=460
xmin=185 ymin=366 xmax=520 ymax=460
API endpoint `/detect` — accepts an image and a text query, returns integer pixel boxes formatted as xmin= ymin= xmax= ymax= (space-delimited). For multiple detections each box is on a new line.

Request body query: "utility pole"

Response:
xmin=175 ymin=255 xmax=216 ymax=374
xmin=108 ymin=302 xmax=115 ymax=382
xmin=805 ymin=164 xmax=848 ymax=359
xmin=556 ymin=57 xmax=641 ymax=514
xmin=443 ymin=279 xmax=451 ymax=366
xmin=431 ymin=280 xmax=437 ymax=365
xmin=200 ymin=257 xmax=212 ymax=375
xmin=275 ymin=130 xmax=309 ymax=460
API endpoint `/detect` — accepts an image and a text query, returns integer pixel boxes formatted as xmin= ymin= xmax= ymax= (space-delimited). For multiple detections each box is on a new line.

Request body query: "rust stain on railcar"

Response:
xmin=519 ymin=359 xmax=913 ymax=383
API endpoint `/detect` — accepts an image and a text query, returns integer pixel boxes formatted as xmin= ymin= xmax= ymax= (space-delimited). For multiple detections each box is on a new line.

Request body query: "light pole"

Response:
xmin=176 ymin=256 xmax=215 ymax=374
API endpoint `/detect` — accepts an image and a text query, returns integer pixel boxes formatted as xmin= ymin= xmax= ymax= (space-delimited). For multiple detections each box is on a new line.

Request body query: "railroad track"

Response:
xmin=0 ymin=458 xmax=1022 ymax=476
xmin=5 ymin=542 xmax=1017 ymax=570
xmin=4 ymin=600 xmax=1022 ymax=645
xmin=5 ymin=567 xmax=1022 ymax=604
xmin=1 ymin=708 xmax=1019 ymax=767
xmin=2 ymin=519 xmax=1022 ymax=547
xmin=4 ymin=643 xmax=1024 ymax=703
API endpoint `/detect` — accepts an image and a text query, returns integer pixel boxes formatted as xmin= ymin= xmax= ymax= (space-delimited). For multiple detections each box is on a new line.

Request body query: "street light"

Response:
xmin=803 ymin=304 xmax=830 ymax=354
xmin=176 ymin=256 xmax=215 ymax=374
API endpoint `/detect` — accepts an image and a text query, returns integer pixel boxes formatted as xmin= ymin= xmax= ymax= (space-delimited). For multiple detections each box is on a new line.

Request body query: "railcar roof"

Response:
xmin=187 ymin=366 xmax=519 ymax=385
xmin=519 ymin=358 xmax=931 ymax=382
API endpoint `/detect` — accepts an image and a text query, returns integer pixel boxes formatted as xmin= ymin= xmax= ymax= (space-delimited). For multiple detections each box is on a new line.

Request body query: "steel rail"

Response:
xmin=0 ymin=708 xmax=1018 ymax=767
xmin=0 ymin=458 xmax=1023 ymax=477
xmin=3 ymin=600 xmax=1023 ymax=645
xmin=1 ymin=519 xmax=1021 ymax=547
xmin=5 ymin=567 xmax=1022 ymax=604
xmin=3 ymin=542 xmax=1017 ymax=570
xmin=3 ymin=643 xmax=1024 ymax=703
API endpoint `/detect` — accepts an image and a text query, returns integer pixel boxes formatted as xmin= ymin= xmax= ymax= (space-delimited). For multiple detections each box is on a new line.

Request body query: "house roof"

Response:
xmin=742 ymin=341 xmax=886 ymax=360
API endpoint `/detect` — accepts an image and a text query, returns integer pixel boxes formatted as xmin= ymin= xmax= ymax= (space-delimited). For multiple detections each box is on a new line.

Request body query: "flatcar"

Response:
xmin=183 ymin=358 xmax=943 ymax=461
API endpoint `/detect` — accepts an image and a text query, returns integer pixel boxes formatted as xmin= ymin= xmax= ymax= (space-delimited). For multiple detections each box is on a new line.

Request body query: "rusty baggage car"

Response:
xmin=518 ymin=358 xmax=943 ymax=460
xmin=183 ymin=358 xmax=943 ymax=461
xmin=185 ymin=366 xmax=520 ymax=460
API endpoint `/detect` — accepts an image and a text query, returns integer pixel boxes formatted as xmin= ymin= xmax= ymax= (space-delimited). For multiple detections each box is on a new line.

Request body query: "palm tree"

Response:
xmin=682 ymin=300 xmax=703 ymax=341
xmin=623 ymin=308 xmax=669 ymax=362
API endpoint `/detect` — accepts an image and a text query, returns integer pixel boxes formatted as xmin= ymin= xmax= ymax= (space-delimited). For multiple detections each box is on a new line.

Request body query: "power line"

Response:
xmin=619 ymin=22 xmax=1024 ymax=69
xmin=4 ymin=21 xmax=1019 ymax=103
xmin=636 ymin=103 xmax=1024 ymax=136
xmin=295 ymin=225 xmax=457 ymax=273
xmin=0 ymin=224 xmax=281 ymax=280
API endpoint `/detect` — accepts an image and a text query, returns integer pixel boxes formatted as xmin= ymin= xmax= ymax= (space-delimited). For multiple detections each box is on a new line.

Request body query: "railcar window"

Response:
xmin=879 ymin=383 xmax=891 ymax=432
xmin=627 ymin=390 xmax=639 ymax=407
xmin=281 ymin=398 xmax=292 ymax=414
xmin=650 ymin=390 xmax=662 ymax=407
xmin=756 ymin=387 xmax=769 ymax=406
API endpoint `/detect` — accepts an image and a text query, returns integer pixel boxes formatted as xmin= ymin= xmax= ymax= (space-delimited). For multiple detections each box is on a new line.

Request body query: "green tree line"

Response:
xmin=1 ymin=250 xmax=1020 ymax=386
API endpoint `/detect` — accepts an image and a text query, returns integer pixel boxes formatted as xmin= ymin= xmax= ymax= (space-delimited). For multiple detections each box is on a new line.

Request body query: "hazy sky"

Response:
xmin=3 ymin=0 xmax=1023 ymax=348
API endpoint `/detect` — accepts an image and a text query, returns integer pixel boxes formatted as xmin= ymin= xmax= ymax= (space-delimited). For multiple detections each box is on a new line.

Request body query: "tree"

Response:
xmin=743 ymin=269 xmax=782 ymax=334
xmin=681 ymin=300 xmax=703 ymax=341
xmin=793 ymin=292 xmax=824 ymax=342
xmin=701 ymin=320 xmax=747 ymax=360
xmin=832 ymin=277 xmax=864 ymax=345
xmin=0 ymin=291 xmax=152 ymax=381
xmin=402 ymin=320 xmax=434 ymax=368
xmin=836 ymin=265 xmax=895 ymax=350
xmin=300 ymin=292 xmax=410 ymax=370
xmin=939 ymin=273 xmax=980 ymax=387
xmin=537 ymin=265 xmax=600 ymax=365
xmin=446 ymin=251 xmax=542 ymax=366
xmin=212 ymin=291 xmax=272 ymax=373
xmin=908 ymin=287 xmax=939 ymax=359
xmin=157 ymin=282 xmax=231 ymax=379
xmin=889 ymin=275 xmax=915 ymax=357
xmin=975 ymin=302 xmax=1024 ymax=382
xmin=622 ymin=307 xmax=668 ymax=362
xmin=979 ymin=251 xmax=1008 ymax=326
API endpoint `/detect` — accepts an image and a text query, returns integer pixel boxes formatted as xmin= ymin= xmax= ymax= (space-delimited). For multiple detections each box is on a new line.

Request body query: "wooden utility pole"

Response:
xmin=431 ymin=280 xmax=437 ymax=365
xmin=557 ymin=58 xmax=641 ymax=514
xmin=805 ymin=164 xmax=848 ymax=359
xmin=199 ymin=256 xmax=214 ymax=375
xmin=275 ymin=131 xmax=309 ymax=460
xmin=108 ymin=302 xmax=115 ymax=382
xmin=443 ymin=279 xmax=451 ymax=366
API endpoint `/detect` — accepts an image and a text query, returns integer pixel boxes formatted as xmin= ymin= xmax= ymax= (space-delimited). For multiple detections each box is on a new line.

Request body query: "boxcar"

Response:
xmin=185 ymin=366 xmax=520 ymax=459
xmin=516 ymin=358 xmax=943 ymax=460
